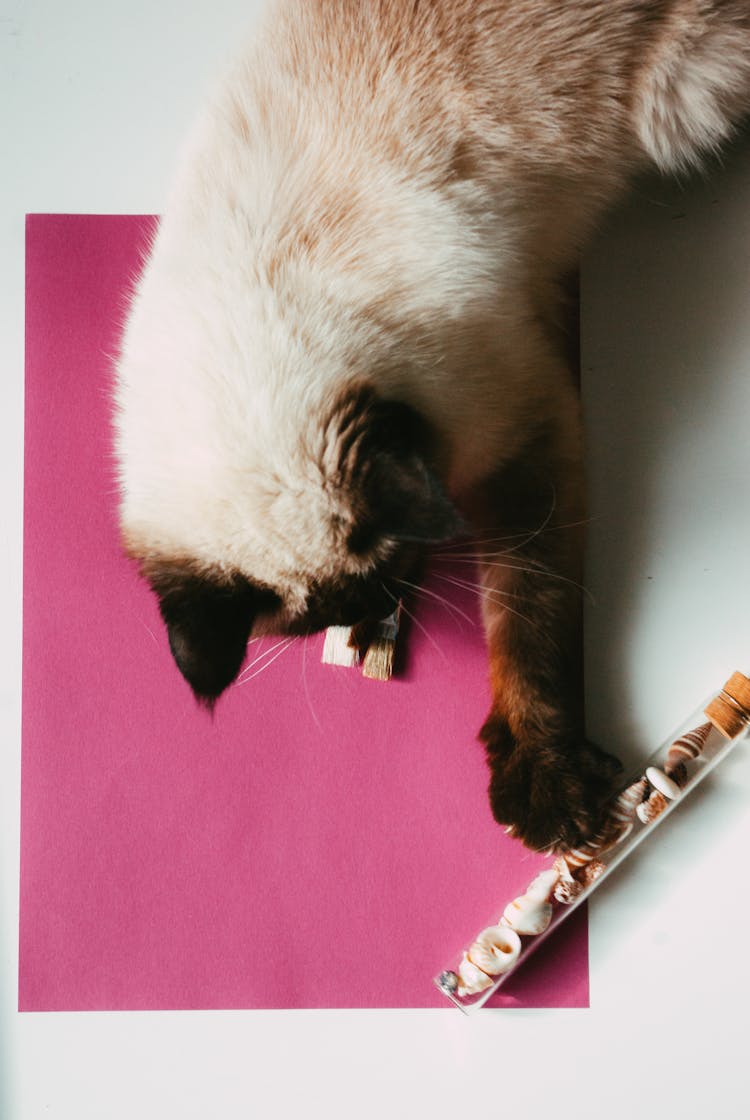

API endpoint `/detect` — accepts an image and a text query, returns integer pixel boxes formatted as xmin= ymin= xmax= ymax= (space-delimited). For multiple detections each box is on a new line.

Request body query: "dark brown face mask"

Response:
xmin=141 ymin=390 xmax=462 ymax=708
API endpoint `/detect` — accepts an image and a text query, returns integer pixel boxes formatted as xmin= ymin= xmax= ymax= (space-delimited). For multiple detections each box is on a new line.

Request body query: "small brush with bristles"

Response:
xmin=321 ymin=625 xmax=360 ymax=667
xmin=362 ymin=604 xmax=401 ymax=681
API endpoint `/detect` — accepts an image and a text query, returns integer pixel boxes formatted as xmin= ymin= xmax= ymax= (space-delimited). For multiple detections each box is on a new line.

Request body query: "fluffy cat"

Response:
xmin=115 ymin=0 xmax=750 ymax=851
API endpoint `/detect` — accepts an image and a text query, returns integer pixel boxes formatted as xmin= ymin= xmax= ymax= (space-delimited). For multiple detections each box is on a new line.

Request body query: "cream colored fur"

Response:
xmin=115 ymin=0 xmax=750 ymax=609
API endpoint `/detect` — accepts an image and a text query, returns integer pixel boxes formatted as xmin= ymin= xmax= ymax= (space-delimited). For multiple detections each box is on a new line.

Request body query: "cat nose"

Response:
xmin=336 ymin=582 xmax=396 ymax=625
xmin=363 ymin=581 xmax=399 ymax=620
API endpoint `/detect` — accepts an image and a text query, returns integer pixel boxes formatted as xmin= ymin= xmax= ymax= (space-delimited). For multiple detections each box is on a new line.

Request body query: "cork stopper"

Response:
xmin=704 ymin=671 xmax=750 ymax=739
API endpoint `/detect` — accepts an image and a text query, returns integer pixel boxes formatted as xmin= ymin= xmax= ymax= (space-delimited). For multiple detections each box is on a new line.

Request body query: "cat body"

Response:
xmin=115 ymin=0 xmax=750 ymax=849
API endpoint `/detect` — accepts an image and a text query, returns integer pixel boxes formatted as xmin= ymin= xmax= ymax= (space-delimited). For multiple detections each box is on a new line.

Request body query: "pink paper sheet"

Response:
xmin=19 ymin=214 xmax=588 ymax=1010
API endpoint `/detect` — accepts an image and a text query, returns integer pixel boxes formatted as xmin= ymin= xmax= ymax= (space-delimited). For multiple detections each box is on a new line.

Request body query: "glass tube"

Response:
xmin=434 ymin=673 xmax=750 ymax=1013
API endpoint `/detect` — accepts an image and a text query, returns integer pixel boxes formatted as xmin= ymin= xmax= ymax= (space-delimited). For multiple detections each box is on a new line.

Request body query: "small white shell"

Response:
xmin=553 ymin=854 xmax=575 ymax=878
xmin=646 ymin=766 xmax=682 ymax=801
xmin=501 ymin=894 xmax=553 ymax=935
xmin=525 ymin=868 xmax=560 ymax=902
xmin=467 ymin=925 xmax=522 ymax=976
xmin=456 ymin=953 xmax=494 ymax=996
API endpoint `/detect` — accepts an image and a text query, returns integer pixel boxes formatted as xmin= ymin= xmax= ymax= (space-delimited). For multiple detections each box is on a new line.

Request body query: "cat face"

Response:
xmin=120 ymin=384 xmax=461 ymax=705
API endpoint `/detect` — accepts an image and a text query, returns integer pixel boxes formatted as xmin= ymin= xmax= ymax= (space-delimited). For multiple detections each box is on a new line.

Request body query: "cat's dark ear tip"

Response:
xmin=141 ymin=555 xmax=260 ymax=706
xmin=193 ymin=688 xmax=222 ymax=715
xmin=167 ymin=631 xmax=239 ymax=707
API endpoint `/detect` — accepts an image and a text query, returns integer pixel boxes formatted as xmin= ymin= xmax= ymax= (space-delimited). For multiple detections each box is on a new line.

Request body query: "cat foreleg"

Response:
xmin=470 ymin=436 xmax=620 ymax=851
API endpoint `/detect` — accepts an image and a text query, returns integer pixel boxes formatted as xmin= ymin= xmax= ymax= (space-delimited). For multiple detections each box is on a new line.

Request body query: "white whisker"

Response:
xmin=397 ymin=597 xmax=449 ymax=663
xmin=433 ymin=572 xmax=540 ymax=631
xmin=237 ymin=638 xmax=296 ymax=685
xmin=395 ymin=577 xmax=476 ymax=628
xmin=432 ymin=491 xmax=557 ymax=554
xmin=236 ymin=636 xmax=290 ymax=680
xmin=435 ymin=527 xmax=545 ymax=552
xmin=301 ymin=636 xmax=322 ymax=731
xmin=438 ymin=556 xmax=594 ymax=603
xmin=433 ymin=514 xmax=596 ymax=557
xmin=487 ymin=500 xmax=557 ymax=559
xmin=432 ymin=571 xmax=532 ymax=603
xmin=138 ymin=618 xmax=159 ymax=646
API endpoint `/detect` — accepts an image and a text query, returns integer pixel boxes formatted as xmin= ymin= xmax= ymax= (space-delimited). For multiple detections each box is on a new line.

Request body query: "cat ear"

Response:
xmin=360 ymin=399 xmax=464 ymax=545
xmin=145 ymin=561 xmax=273 ymax=707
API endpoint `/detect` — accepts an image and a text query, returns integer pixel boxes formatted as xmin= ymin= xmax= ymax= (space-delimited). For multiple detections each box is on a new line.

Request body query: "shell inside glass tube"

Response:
xmin=435 ymin=686 xmax=750 ymax=1013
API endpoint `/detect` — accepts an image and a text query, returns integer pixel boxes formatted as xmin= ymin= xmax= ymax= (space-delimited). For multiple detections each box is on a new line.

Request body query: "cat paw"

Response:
xmin=481 ymin=724 xmax=622 ymax=852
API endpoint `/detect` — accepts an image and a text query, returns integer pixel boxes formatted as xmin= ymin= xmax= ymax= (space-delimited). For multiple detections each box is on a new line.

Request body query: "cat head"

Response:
xmin=119 ymin=383 xmax=461 ymax=706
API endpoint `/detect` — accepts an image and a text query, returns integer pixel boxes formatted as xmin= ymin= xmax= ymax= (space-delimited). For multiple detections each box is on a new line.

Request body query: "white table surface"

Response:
xmin=3 ymin=3 xmax=749 ymax=1117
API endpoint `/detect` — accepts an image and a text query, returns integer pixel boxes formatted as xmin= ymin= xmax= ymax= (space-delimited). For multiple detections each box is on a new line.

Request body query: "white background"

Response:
xmin=2 ymin=3 xmax=749 ymax=1117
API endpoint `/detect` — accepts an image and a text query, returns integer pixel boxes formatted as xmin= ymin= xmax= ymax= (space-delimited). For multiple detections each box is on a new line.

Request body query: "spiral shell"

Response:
xmin=467 ymin=925 xmax=522 ymax=976
xmin=501 ymin=893 xmax=553 ymax=935
xmin=456 ymin=953 xmax=495 ymax=996
xmin=553 ymin=874 xmax=584 ymax=905
xmin=608 ymin=777 xmax=649 ymax=830
xmin=560 ymin=838 xmax=601 ymax=873
xmin=552 ymin=860 xmax=586 ymax=904
xmin=561 ymin=814 xmax=631 ymax=872
xmin=553 ymin=854 xmax=574 ymax=878
xmin=577 ymin=859 xmax=606 ymax=887
xmin=665 ymin=722 xmax=710 ymax=777
xmin=525 ymin=868 xmax=561 ymax=902
xmin=636 ymin=788 xmax=669 ymax=824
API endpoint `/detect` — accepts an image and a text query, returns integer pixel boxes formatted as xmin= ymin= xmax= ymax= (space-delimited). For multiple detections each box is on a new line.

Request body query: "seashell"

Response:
xmin=552 ymin=855 xmax=583 ymax=904
xmin=525 ymin=868 xmax=561 ymax=902
xmin=607 ymin=778 xmax=649 ymax=830
xmin=456 ymin=953 xmax=494 ymax=996
xmin=554 ymin=876 xmax=584 ymax=904
xmin=553 ymin=854 xmax=575 ymax=879
xmin=501 ymin=893 xmax=553 ymax=935
xmin=667 ymin=722 xmax=710 ymax=763
xmin=561 ymin=818 xmax=630 ymax=871
xmin=666 ymin=722 xmax=710 ymax=777
xmin=665 ymin=760 xmax=688 ymax=787
xmin=577 ymin=859 xmax=606 ymax=887
xmin=646 ymin=766 xmax=682 ymax=801
xmin=437 ymin=970 xmax=459 ymax=996
xmin=561 ymin=841 xmax=599 ymax=872
xmin=560 ymin=785 xmax=640 ymax=872
xmin=636 ymin=789 xmax=668 ymax=824
xmin=467 ymin=925 xmax=522 ymax=975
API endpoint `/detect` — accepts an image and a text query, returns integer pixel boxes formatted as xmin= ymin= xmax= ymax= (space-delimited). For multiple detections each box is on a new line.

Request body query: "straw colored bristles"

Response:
xmin=362 ymin=636 xmax=396 ymax=680
xmin=361 ymin=605 xmax=401 ymax=681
